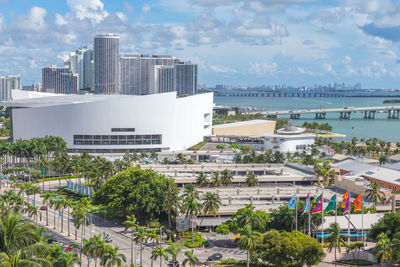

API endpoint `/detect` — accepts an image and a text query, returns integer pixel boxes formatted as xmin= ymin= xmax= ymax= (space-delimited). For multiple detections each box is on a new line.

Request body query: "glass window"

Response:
xmin=84 ymin=141 xmax=92 ymax=145
xmin=93 ymin=141 xmax=101 ymax=145
xmin=111 ymin=136 xmax=118 ymax=139
xmin=111 ymin=141 xmax=118 ymax=145
xmin=94 ymin=136 xmax=101 ymax=139
xmin=119 ymin=141 xmax=126 ymax=145
xmin=135 ymin=140 xmax=143 ymax=145
xmin=127 ymin=141 xmax=134 ymax=145
xmin=152 ymin=140 xmax=160 ymax=144
xmin=119 ymin=135 xmax=126 ymax=139
xmin=102 ymin=135 xmax=109 ymax=139
xmin=84 ymin=135 xmax=92 ymax=139
xmin=127 ymin=135 xmax=134 ymax=139
xmin=143 ymin=140 xmax=151 ymax=144
xmin=102 ymin=141 xmax=109 ymax=145
xmin=144 ymin=135 xmax=151 ymax=139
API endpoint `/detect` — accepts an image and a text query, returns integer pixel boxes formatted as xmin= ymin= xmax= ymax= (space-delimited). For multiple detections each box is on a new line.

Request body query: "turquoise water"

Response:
xmin=214 ymin=96 xmax=400 ymax=142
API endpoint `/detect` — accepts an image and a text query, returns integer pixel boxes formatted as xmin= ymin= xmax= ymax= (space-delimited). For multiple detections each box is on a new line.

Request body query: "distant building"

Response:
xmin=174 ymin=62 xmax=197 ymax=95
xmin=64 ymin=47 xmax=94 ymax=91
xmin=42 ymin=66 xmax=78 ymax=94
xmin=0 ymin=75 xmax=21 ymax=100
xmin=94 ymin=34 xmax=120 ymax=94
xmin=153 ymin=65 xmax=175 ymax=93
xmin=120 ymin=55 xmax=197 ymax=96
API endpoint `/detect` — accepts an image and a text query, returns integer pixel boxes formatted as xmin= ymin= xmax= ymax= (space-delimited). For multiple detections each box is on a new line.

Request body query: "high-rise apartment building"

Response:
xmin=64 ymin=47 xmax=94 ymax=91
xmin=42 ymin=66 xmax=78 ymax=94
xmin=0 ymin=75 xmax=21 ymax=100
xmin=174 ymin=62 xmax=198 ymax=96
xmin=94 ymin=34 xmax=120 ymax=94
xmin=120 ymin=55 xmax=174 ymax=95
xmin=152 ymin=65 xmax=175 ymax=94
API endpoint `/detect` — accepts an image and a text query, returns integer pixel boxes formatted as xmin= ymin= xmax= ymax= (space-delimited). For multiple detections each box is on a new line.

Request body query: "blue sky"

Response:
xmin=1 ymin=0 xmax=400 ymax=88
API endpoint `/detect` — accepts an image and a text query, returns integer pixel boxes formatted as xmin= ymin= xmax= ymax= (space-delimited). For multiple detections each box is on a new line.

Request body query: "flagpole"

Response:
xmin=361 ymin=194 xmax=364 ymax=243
xmin=348 ymin=204 xmax=351 ymax=247
xmin=308 ymin=208 xmax=311 ymax=237
xmin=335 ymin=190 xmax=337 ymax=224
xmin=321 ymin=191 xmax=324 ymax=247
xmin=295 ymin=194 xmax=298 ymax=231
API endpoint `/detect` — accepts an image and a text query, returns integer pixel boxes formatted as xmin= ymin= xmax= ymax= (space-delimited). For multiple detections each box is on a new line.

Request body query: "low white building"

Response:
xmin=3 ymin=92 xmax=213 ymax=153
xmin=207 ymin=120 xmax=315 ymax=152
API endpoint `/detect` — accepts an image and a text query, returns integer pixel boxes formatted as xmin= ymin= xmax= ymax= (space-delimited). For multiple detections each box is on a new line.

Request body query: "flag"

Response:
xmin=343 ymin=196 xmax=350 ymax=214
xmin=325 ymin=195 xmax=336 ymax=213
xmin=301 ymin=194 xmax=310 ymax=213
xmin=341 ymin=192 xmax=349 ymax=208
xmin=288 ymin=193 xmax=296 ymax=210
xmin=353 ymin=194 xmax=362 ymax=212
xmin=312 ymin=194 xmax=323 ymax=213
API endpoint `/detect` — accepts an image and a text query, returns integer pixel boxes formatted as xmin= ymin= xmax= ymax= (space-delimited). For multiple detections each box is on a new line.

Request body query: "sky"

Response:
xmin=1 ymin=0 xmax=400 ymax=88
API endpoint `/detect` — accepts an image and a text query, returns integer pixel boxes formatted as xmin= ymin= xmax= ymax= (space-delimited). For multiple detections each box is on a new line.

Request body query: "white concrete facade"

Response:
xmin=261 ymin=134 xmax=315 ymax=152
xmin=7 ymin=92 xmax=213 ymax=152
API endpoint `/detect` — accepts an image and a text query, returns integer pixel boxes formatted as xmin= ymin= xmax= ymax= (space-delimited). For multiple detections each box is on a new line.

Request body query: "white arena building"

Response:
xmin=4 ymin=92 xmax=213 ymax=153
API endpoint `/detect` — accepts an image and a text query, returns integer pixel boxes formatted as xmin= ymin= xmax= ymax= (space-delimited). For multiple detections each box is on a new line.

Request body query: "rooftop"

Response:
xmin=212 ymin=119 xmax=274 ymax=129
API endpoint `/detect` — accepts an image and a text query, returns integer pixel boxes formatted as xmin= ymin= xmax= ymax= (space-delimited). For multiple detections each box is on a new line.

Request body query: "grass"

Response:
xmin=336 ymin=259 xmax=374 ymax=265
xmin=189 ymin=141 xmax=207 ymax=150
xmin=289 ymin=158 xmax=333 ymax=164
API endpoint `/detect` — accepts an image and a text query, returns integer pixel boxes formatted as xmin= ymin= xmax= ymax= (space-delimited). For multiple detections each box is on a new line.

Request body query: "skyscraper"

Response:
xmin=64 ymin=47 xmax=94 ymax=92
xmin=174 ymin=62 xmax=198 ymax=96
xmin=0 ymin=75 xmax=21 ymax=100
xmin=120 ymin=54 xmax=174 ymax=95
xmin=42 ymin=66 xmax=78 ymax=94
xmin=152 ymin=65 xmax=175 ymax=94
xmin=94 ymin=34 xmax=120 ymax=94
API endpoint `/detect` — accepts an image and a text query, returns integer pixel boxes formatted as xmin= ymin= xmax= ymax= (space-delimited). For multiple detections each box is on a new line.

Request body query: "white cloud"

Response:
xmin=249 ymin=62 xmax=278 ymax=76
xmin=66 ymin=0 xmax=109 ymax=22
xmin=360 ymin=61 xmax=388 ymax=78
xmin=55 ymin=14 xmax=68 ymax=26
xmin=209 ymin=64 xmax=237 ymax=73
xmin=0 ymin=14 xmax=4 ymax=32
xmin=142 ymin=4 xmax=151 ymax=13
xmin=323 ymin=62 xmax=336 ymax=75
xmin=12 ymin=6 xmax=47 ymax=32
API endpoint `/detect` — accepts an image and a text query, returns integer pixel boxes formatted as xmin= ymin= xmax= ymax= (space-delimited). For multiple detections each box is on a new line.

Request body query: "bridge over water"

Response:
xmin=248 ymin=106 xmax=400 ymax=120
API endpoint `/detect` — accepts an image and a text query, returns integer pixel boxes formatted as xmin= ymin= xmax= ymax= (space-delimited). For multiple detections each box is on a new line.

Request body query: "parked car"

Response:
xmin=207 ymin=253 xmax=222 ymax=261
xmin=40 ymin=205 xmax=47 ymax=210
xmin=103 ymin=232 xmax=112 ymax=243
xmin=167 ymin=261 xmax=179 ymax=267
xmin=64 ymin=246 xmax=73 ymax=251
xmin=47 ymin=238 xmax=57 ymax=244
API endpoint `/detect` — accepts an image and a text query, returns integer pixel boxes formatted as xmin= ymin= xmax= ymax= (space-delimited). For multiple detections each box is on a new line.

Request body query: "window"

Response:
xmin=93 ymin=141 xmax=101 ymax=145
xmin=119 ymin=141 xmax=127 ymax=145
xmin=84 ymin=141 xmax=92 ymax=145
xmin=111 ymin=141 xmax=118 ymax=145
xmin=102 ymin=141 xmax=109 ymax=145
xmin=396 ymin=200 xmax=400 ymax=207
xmin=73 ymin=134 xmax=162 ymax=146
xmin=111 ymin=128 xmax=135 ymax=132
xmin=102 ymin=135 xmax=109 ymax=139
xmin=111 ymin=135 xmax=118 ymax=139
xmin=94 ymin=136 xmax=101 ymax=139
xmin=84 ymin=135 xmax=92 ymax=139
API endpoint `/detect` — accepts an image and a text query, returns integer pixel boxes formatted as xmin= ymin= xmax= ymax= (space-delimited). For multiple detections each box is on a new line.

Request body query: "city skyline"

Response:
xmin=1 ymin=0 xmax=400 ymax=88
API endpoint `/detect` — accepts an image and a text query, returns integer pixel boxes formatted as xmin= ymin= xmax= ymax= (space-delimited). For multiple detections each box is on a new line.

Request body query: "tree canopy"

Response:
xmin=369 ymin=212 xmax=400 ymax=240
xmin=255 ymin=230 xmax=324 ymax=267
xmin=93 ymin=168 xmax=178 ymax=221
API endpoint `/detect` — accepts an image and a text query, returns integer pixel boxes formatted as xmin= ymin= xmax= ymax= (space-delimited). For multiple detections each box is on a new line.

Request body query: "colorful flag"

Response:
xmin=312 ymin=194 xmax=323 ymax=213
xmin=353 ymin=194 xmax=362 ymax=212
xmin=343 ymin=196 xmax=350 ymax=214
xmin=288 ymin=193 xmax=296 ymax=210
xmin=341 ymin=192 xmax=349 ymax=208
xmin=301 ymin=194 xmax=310 ymax=213
xmin=325 ymin=195 xmax=336 ymax=213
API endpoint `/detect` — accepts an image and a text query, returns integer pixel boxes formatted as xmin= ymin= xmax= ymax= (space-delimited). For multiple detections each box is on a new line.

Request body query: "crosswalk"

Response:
xmin=211 ymin=247 xmax=246 ymax=254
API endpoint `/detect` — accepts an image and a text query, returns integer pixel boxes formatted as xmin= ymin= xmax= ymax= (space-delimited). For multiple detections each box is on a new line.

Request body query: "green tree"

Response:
xmin=202 ymin=192 xmax=221 ymax=217
xmin=93 ymin=168 xmax=178 ymax=221
xmin=211 ymin=172 xmax=222 ymax=187
xmin=151 ymin=245 xmax=168 ymax=267
xmin=195 ymin=172 xmax=209 ymax=188
xmin=255 ymin=229 xmax=324 ymax=267
xmin=326 ymin=222 xmax=346 ymax=263
xmin=41 ymin=191 xmax=55 ymax=227
xmin=238 ymin=225 xmax=259 ymax=267
xmin=245 ymin=171 xmax=258 ymax=187
xmin=101 ymin=245 xmax=127 ymax=267
xmin=182 ymin=249 xmax=198 ymax=267
xmin=374 ymin=233 xmax=393 ymax=265
xmin=220 ymin=169 xmax=233 ymax=186
xmin=134 ymin=227 xmax=146 ymax=266
xmin=165 ymin=243 xmax=181 ymax=267
xmin=366 ymin=180 xmax=383 ymax=207
xmin=369 ymin=212 xmax=400 ymax=240
xmin=181 ymin=184 xmax=202 ymax=245
xmin=123 ymin=214 xmax=138 ymax=266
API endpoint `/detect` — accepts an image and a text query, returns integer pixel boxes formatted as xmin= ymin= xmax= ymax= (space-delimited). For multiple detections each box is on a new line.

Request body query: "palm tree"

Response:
xmin=211 ymin=172 xmax=222 ymax=187
xmin=41 ymin=191 xmax=55 ymax=226
xmin=195 ymin=172 xmax=209 ymax=187
xmin=101 ymin=244 xmax=127 ymax=267
xmin=182 ymin=185 xmax=202 ymax=245
xmin=221 ymin=169 xmax=233 ymax=186
xmin=182 ymin=249 xmax=198 ymax=267
xmin=64 ymin=198 xmax=75 ymax=237
xmin=238 ymin=225 xmax=259 ymax=267
xmin=123 ymin=214 xmax=138 ymax=266
xmin=202 ymin=192 xmax=221 ymax=218
xmin=326 ymin=222 xmax=346 ymax=263
xmin=245 ymin=171 xmax=258 ymax=187
xmin=162 ymin=183 xmax=180 ymax=229
xmin=134 ymin=227 xmax=147 ymax=266
xmin=151 ymin=245 xmax=168 ymax=267
xmin=374 ymin=233 xmax=393 ymax=266
xmin=146 ymin=229 xmax=160 ymax=246
xmin=83 ymin=234 xmax=105 ymax=267
xmin=55 ymin=196 xmax=67 ymax=233
xmin=165 ymin=243 xmax=181 ymax=267
xmin=366 ymin=181 xmax=384 ymax=207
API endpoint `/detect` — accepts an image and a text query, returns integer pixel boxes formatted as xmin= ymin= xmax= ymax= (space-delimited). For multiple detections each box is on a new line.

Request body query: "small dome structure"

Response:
xmin=276 ymin=120 xmax=306 ymax=135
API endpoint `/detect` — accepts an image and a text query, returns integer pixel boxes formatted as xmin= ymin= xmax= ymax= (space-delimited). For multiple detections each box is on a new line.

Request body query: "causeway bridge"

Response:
xmin=248 ymin=106 xmax=400 ymax=120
